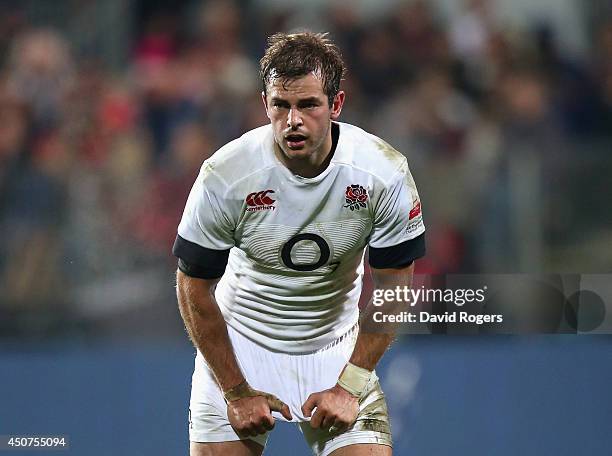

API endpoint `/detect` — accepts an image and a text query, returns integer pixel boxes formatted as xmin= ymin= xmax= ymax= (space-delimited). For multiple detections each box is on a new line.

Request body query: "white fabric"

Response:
xmin=177 ymin=122 xmax=425 ymax=353
xmin=189 ymin=324 xmax=391 ymax=455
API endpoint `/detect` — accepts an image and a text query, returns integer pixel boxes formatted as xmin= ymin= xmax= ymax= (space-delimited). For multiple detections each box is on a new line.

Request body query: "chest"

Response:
xmin=233 ymin=172 xmax=375 ymax=273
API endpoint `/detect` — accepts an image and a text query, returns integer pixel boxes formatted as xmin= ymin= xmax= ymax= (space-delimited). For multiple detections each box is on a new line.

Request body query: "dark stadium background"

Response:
xmin=1 ymin=0 xmax=611 ymax=454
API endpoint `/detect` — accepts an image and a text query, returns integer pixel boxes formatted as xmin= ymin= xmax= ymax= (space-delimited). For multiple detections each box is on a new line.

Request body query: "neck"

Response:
xmin=275 ymin=123 xmax=337 ymax=178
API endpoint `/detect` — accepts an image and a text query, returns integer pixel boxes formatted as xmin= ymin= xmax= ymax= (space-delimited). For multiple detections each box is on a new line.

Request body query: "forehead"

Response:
xmin=266 ymin=72 xmax=326 ymax=99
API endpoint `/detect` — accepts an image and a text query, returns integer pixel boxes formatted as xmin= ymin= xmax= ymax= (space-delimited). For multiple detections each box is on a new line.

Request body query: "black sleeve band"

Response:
xmin=172 ymin=235 xmax=230 ymax=279
xmin=368 ymin=233 xmax=426 ymax=269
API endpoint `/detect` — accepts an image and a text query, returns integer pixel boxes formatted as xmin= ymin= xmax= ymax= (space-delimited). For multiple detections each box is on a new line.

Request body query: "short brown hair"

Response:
xmin=260 ymin=31 xmax=346 ymax=106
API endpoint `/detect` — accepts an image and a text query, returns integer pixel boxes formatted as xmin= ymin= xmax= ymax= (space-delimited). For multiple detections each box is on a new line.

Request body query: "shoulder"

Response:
xmin=199 ymin=125 xmax=274 ymax=189
xmin=335 ymin=122 xmax=409 ymax=183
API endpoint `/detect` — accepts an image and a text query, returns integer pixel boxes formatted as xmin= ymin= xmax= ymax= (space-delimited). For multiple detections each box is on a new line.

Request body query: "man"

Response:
xmin=173 ymin=32 xmax=425 ymax=456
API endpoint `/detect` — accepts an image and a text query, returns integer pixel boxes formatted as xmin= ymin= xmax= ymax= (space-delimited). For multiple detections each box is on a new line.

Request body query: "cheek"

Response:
xmin=270 ymin=116 xmax=283 ymax=129
xmin=306 ymin=112 xmax=326 ymax=128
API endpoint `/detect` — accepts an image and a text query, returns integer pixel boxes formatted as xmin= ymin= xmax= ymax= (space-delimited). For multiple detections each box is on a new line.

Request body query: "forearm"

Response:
xmin=176 ymin=270 xmax=244 ymax=392
xmin=348 ymin=263 xmax=414 ymax=371
xmin=348 ymin=329 xmax=394 ymax=371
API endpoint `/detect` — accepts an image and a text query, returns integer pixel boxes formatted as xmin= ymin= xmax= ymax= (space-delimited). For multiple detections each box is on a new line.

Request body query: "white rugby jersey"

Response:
xmin=174 ymin=122 xmax=425 ymax=353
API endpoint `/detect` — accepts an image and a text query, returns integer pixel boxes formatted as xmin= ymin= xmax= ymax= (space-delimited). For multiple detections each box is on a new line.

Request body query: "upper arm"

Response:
xmin=368 ymin=160 xmax=426 ymax=269
xmin=173 ymin=166 xmax=235 ymax=279
xmin=176 ymin=269 xmax=221 ymax=307
xmin=176 ymin=268 xmax=220 ymax=292
xmin=369 ymin=262 xmax=414 ymax=289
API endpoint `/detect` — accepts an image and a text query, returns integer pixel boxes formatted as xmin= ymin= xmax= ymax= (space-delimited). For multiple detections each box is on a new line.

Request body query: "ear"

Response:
xmin=330 ymin=91 xmax=345 ymax=120
xmin=261 ymin=91 xmax=271 ymax=119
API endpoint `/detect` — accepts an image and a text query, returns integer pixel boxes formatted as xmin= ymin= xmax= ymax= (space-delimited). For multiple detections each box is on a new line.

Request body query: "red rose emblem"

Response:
xmin=344 ymin=184 xmax=368 ymax=211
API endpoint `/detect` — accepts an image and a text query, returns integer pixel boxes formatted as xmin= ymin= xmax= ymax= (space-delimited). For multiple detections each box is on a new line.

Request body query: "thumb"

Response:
xmin=265 ymin=393 xmax=293 ymax=421
xmin=301 ymin=393 xmax=320 ymax=418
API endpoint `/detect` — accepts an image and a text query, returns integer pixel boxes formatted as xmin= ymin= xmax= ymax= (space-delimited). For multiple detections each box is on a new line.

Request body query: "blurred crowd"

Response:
xmin=1 ymin=0 xmax=611 ymax=337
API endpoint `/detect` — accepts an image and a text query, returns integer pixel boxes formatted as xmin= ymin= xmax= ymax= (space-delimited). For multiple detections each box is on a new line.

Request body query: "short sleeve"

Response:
xmin=172 ymin=166 xmax=235 ymax=277
xmin=368 ymin=160 xmax=426 ymax=268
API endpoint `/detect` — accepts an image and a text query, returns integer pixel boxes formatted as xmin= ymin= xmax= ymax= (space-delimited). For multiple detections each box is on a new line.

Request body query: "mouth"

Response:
xmin=284 ymin=133 xmax=307 ymax=149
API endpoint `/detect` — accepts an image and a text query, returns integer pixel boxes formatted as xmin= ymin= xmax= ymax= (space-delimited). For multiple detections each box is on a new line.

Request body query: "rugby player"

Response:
xmin=173 ymin=31 xmax=426 ymax=456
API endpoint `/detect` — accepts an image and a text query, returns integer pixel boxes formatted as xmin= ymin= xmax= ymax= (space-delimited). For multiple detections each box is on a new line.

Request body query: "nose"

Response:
xmin=287 ymin=108 xmax=303 ymax=129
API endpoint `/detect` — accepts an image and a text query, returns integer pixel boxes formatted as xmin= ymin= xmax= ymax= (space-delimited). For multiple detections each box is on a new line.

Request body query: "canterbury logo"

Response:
xmin=246 ymin=190 xmax=276 ymax=212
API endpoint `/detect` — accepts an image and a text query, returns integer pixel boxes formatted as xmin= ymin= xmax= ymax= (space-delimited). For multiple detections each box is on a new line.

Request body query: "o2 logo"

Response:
xmin=281 ymin=233 xmax=331 ymax=272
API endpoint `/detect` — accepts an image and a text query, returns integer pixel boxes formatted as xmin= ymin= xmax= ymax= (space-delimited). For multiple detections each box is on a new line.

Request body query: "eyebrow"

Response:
xmin=270 ymin=96 xmax=322 ymax=104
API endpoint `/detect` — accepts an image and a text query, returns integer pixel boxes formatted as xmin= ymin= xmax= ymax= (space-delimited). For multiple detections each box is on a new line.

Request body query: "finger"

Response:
xmin=263 ymin=414 xmax=276 ymax=431
xmin=245 ymin=423 xmax=261 ymax=437
xmin=331 ymin=421 xmax=348 ymax=434
xmin=235 ymin=429 xmax=249 ymax=439
xmin=301 ymin=393 xmax=320 ymax=417
xmin=253 ymin=422 xmax=268 ymax=435
xmin=237 ymin=427 xmax=257 ymax=438
xmin=310 ymin=407 xmax=326 ymax=429
xmin=321 ymin=413 xmax=336 ymax=429
xmin=266 ymin=394 xmax=293 ymax=421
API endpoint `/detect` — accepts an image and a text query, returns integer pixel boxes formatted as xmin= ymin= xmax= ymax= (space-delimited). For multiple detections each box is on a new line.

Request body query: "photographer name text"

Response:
xmin=371 ymin=285 xmax=503 ymax=325
xmin=372 ymin=311 xmax=503 ymax=324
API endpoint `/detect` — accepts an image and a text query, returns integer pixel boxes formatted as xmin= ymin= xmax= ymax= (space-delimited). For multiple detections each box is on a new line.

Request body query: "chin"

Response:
xmin=284 ymin=147 xmax=312 ymax=159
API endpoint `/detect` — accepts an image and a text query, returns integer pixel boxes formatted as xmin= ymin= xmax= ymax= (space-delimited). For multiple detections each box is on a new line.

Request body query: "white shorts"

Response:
xmin=189 ymin=324 xmax=392 ymax=456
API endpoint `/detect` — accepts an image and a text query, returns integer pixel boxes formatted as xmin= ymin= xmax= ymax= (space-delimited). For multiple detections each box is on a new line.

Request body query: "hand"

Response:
xmin=227 ymin=387 xmax=293 ymax=437
xmin=301 ymin=384 xmax=359 ymax=434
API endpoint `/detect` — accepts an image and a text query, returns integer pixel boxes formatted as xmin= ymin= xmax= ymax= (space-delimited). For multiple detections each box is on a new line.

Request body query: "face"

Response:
xmin=262 ymin=72 xmax=344 ymax=164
